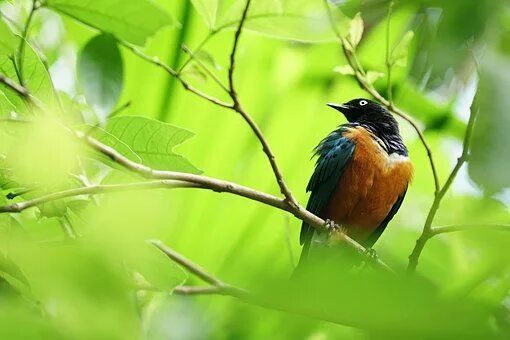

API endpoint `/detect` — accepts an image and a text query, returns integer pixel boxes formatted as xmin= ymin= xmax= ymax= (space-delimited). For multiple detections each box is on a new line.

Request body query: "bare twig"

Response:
xmin=407 ymin=103 xmax=479 ymax=272
xmin=151 ymin=240 xmax=249 ymax=299
xmin=0 ymin=73 xmax=30 ymax=98
xmin=0 ymin=180 xmax=202 ymax=213
xmin=151 ymin=240 xmax=223 ymax=286
xmin=430 ymin=224 xmax=510 ymax=236
xmin=385 ymin=1 xmax=394 ymax=103
xmin=323 ymin=0 xmax=440 ymax=194
xmin=226 ymin=0 xmax=298 ymax=208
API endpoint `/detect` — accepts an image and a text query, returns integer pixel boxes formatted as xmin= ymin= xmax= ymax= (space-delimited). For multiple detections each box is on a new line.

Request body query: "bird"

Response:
xmin=299 ymin=98 xmax=413 ymax=266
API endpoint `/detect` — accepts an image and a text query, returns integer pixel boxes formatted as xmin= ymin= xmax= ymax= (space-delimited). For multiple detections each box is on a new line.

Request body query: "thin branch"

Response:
xmin=385 ymin=1 xmax=394 ymax=103
xmin=151 ymin=240 xmax=224 ymax=286
xmin=0 ymin=180 xmax=202 ymax=213
xmin=173 ymin=285 xmax=233 ymax=296
xmin=226 ymin=0 xmax=298 ymax=207
xmin=430 ymin=224 xmax=510 ymax=236
xmin=407 ymin=102 xmax=479 ymax=272
xmin=323 ymin=0 xmax=440 ymax=194
xmin=118 ymin=41 xmax=232 ymax=109
xmin=0 ymin=73 xmax=30 ymax=98
xmin=151 ymin=240 xmax=249 ymax=299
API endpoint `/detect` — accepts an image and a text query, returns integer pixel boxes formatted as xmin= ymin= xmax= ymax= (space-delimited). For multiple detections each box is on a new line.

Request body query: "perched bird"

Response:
xmin=299 ymin=98 xmax=413 ymax=265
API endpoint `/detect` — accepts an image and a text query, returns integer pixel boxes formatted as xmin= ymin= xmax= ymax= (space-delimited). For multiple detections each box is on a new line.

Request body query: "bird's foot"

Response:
xmin=324 ymin=219 xmax=344 ymax=233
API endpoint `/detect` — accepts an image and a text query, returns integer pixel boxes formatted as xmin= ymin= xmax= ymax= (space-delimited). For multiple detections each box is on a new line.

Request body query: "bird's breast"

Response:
xmin=323 ymin=126 xmax=413 ymax=241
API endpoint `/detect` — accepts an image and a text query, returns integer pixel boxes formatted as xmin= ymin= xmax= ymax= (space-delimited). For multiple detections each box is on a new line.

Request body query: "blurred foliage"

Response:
xmin=0 ymin=0 xmax=509 ymax=339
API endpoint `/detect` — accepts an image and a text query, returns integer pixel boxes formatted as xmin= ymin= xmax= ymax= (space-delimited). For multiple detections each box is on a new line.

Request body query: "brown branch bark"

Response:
xmin=0 ymin=181 xmax=202 ymax=213
xmin=407 ymin=102 xmax=479 ymax=272
xmin=430 ymin=224 xmax=510 ymax=236
xmin=226 ymin=0 xmax=298 ymax=208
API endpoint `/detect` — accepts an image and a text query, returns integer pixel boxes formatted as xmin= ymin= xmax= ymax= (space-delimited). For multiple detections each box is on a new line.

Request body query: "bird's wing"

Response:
xmin=363 ymin=189 xmax=407 ymax=248
xmin=299 ymin=128 xmax=355 ymax=262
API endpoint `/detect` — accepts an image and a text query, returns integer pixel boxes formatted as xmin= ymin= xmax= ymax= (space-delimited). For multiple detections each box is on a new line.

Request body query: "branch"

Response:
xmin=430 ymin=224 xmax=510 ymax=236
xmin=0 ymin=73 xmax=30 ymax=98
xmin=323 ymin=1 xmax=440 ymax=194
xmin=226 ymin=0 xmax=298 ymax=207
xmin=407 ymin=102 xmax=479 ymax=272
xmin=150 ymin=240 xmax=249 ymax=299
xmin=0 ymin=180 xmax=202 ymax=213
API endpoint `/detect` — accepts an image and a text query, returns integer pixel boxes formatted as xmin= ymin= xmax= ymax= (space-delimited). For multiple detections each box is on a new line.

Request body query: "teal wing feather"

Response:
xmin=299 ymin=127 xmax=355 ymax=264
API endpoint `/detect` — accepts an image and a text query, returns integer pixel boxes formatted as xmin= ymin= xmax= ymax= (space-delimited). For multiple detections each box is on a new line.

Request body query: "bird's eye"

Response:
xmin=359 ymin=100 xmax=368 ymax=106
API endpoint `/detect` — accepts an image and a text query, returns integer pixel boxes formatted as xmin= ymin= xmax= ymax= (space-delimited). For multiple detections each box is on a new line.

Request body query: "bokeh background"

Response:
xmin=1 ymin=0 xmax=510 ymax=338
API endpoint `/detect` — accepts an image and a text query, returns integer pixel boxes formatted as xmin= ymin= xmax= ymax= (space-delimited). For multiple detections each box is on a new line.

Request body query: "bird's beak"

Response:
xmin=327 ymin=103 xmax=350 ymax=114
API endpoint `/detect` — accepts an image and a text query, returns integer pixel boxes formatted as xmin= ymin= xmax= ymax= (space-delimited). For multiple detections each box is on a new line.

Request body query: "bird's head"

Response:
xmin=327 ymin=98 xmax=399 ymax=133
xmin=327 ymin=98 xmax=385 ymax=122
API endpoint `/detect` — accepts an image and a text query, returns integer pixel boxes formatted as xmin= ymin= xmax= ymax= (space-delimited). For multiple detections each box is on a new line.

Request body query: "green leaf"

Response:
xmin=0 ymin=41 xmax=56 ymax=111
xmin=0 ymin=19 xmax=16 ymax=56
xmin=98 ymin=116 xmax=201 ymax=174
xmin=469 ymin=52 xmax=510 ymax=194
xmin=0 ymin=90 xmax=16 ymax=118
xmin=78 ymin=34 xmax=124 ymax=118
xmin=347 ymin=12 xmax=364 ymax=48
xmin=45 ymin=0 xmax=174 ymax=46
xmin=333 ymin=65 xmax=355 ymax=75
xmin=190 ymin=0 xmax=343 ymax=43
xmin=389 ymin=30 xmax=414 ymax=67
xmin=365 ymin=70 xmax=384 ymax=84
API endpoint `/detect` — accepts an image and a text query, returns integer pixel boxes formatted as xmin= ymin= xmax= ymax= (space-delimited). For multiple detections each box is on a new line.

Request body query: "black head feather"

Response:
xmin=327 ymin=98 xmax=408 ymax=156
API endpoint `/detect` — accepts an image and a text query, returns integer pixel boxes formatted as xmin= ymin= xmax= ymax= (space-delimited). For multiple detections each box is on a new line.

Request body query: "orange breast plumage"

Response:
xmin=323 ymin=126 xmax=413 ymax=242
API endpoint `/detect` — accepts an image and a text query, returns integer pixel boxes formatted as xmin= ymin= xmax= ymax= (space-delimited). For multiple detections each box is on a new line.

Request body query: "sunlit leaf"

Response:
xmin=365 ymin=70 xmax=384 ymax=84
xmin=78 ymin=34 xmax=124 ymax=119
xmin=390 ymin=30 xmax=414 ymax=67
xmin=333 ymin=65 xmax=355 ymax=75
xmin=99 ymin=116 xmax=201 ymax=174
xmin=469 ymin=52 xmax=510 ymax=193
xmin=0 ymin=90 xmax=15 ymax=118
xmin=190 ymin=0 xmax=343 ymax=42
xmin=45 ymin=0 xmax=174 ymax=46
xmin=0 ymin=41 xmax=56 ymax=111
xmin=347 ymin=12 xmax=364 ymax=48
xmin=0 ymin=19 xmax=16 ymax=55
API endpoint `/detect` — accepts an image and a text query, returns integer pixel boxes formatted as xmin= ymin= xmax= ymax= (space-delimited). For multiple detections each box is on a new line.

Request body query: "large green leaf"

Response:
xmin=190 ymin=0 xmax=346 ymax=42
xmin=0 ymin=41 xmax=56 ymax=111
xmin=469 ymin=52 xmax=510 ymax=194
xmin=78 ymin=34 xmax=123 ymax=118
xmin=45 ymin=0 xmax=174 ymax=46
xmin=97 ymin=116 xmax=201 ymax=174
xmin=0 ymin=19 xmax=16 ymax=56
xmin=0 ymin=90 xmax=15 ymax=118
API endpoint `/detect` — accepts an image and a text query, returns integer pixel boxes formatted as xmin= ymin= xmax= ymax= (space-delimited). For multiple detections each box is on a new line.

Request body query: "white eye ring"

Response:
xmin=359 ymin=100 xmax=368 ymax=106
